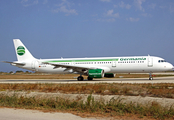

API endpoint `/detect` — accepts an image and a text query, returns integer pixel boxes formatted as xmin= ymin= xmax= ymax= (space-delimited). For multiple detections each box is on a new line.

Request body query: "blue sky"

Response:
xmin=0 ymin=0 xmax=174 ymax=72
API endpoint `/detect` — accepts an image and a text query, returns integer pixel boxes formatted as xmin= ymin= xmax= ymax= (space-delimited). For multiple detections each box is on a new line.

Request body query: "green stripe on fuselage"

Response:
xmin=45 ymin=59 xmax=118 ymax=63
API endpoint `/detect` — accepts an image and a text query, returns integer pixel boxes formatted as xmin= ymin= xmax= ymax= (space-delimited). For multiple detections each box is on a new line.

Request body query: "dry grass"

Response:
xmin=0 ymin=83 xmax=174 ymax=98
xmin=0 ymin=94 xmax=173 ymax=120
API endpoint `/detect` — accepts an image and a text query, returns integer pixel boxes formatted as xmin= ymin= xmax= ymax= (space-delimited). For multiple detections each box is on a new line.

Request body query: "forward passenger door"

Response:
xmin=148 ymin=56 xmax=153 ymax=67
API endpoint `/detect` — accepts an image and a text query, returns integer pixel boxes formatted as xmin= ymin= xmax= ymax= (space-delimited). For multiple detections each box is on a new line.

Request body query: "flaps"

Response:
xmin=42 ymin=62 xmax=91 ymax=69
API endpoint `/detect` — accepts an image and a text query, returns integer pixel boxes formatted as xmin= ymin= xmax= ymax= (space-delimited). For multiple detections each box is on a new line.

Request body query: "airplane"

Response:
xmin=2 ymin=39 xmax=174 ymax=81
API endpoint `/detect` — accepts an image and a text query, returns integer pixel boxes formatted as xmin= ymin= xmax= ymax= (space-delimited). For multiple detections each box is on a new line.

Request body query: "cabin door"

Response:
xmin=31 ymin=60 xmax=39 ymax=71
xmin=148 ymin=57 xmax=153 ymax=67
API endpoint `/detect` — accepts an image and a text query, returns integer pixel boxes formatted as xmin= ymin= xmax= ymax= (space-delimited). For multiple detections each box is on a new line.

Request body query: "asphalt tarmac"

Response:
xmin=0 ymin=108 xmax=98 ymax=120
xmin=0 ymin=76 xmax=174 ymax=84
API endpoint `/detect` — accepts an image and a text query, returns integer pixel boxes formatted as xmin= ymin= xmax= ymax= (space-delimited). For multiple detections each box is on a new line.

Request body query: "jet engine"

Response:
xmin=88 ymin=69 xmax=104 ymax=78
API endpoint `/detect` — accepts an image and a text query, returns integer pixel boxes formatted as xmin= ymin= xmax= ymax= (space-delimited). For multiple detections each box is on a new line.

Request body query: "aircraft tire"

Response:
xmin=77 ymin=76 xmax=84 ymax=81
xmin=87 ymin=76 xmax=93 ymax=81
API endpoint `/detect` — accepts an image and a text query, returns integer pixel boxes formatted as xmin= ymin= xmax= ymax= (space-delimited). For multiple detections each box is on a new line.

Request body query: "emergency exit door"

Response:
xmin=112 ymin=60 xmax=116 ymax=67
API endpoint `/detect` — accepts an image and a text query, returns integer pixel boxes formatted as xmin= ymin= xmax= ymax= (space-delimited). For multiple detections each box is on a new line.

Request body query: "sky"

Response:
xmin=0 ymin=0 xmax=174 ymax=72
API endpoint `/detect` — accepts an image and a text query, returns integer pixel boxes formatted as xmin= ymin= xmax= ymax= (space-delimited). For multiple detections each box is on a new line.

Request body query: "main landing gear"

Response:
xmin=87 ymin=76 xmax=93 ymax=81
xmin=77 ymin=76 xmax=84 ymax=81
xmin=77 ymin=76 xmax=93 ymax=81
xmin=149 ymin=73 xmax=153 ymax=80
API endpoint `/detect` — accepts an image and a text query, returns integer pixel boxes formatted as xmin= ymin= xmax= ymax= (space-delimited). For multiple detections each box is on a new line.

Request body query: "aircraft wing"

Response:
xmin=2 ymin=61 xmax=26 ymax=66
xmin=42 ymin=62 xmax=97 ymax=73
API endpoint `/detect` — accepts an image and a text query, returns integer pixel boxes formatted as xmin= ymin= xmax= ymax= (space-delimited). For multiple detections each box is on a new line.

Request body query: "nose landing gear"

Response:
xmin=149 ymin=73 xmax=153 ymax=80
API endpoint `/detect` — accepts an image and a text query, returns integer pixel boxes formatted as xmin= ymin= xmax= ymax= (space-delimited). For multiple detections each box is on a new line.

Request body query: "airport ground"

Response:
xmin=0 ymin=72 xmax=174 ymax=84
xmin=0 ymin=72 xmax=174 ymax=120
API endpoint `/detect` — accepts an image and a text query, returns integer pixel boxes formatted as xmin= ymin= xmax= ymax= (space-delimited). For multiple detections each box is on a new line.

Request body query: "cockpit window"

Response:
xmin=158 ymin=60 xmax=166 ymax=63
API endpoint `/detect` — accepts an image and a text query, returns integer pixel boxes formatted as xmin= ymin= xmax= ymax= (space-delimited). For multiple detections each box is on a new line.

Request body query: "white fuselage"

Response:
xmin=4 ymin=39 xmax=173 ymax=81
xmin=15 ymin=56 xmax=173 ymax=74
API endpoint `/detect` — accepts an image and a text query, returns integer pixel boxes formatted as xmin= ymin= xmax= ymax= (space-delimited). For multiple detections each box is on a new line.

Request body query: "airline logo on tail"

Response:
xmin=17 ymin=46 xmax=25 ymax=56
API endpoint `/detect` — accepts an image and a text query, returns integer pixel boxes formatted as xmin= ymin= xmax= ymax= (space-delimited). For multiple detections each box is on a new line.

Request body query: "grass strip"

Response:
xmin=0 ymin=83 xmax=174 ymax=98
xmin=0 ymin=94 xmax=174 ymax=119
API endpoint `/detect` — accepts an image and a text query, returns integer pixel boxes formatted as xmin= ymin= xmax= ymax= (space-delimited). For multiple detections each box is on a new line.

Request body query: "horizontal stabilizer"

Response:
xmin=2 ymin=61 xmax=26 ymax=66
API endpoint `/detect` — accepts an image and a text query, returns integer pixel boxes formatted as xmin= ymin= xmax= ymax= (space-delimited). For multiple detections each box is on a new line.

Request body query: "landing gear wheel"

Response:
xmin=77 ymin=76 xmax=84 ymax=81
xmin=149 ymin=73 xmax=153 ymax=80
xmin=87 ymin=76 xmax=93 ymax=81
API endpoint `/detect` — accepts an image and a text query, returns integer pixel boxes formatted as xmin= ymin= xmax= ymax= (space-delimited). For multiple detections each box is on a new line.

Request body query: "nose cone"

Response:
xmin=167 ymin=63 xmax=174 ymax=71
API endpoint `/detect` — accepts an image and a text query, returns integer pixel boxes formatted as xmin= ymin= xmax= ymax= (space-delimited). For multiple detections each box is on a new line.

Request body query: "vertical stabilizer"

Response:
xmin=13 ymin=39 xmax=36 ymax=61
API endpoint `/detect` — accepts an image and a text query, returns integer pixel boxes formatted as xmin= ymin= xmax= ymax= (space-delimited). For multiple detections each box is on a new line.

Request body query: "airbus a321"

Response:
xmin=3 ymin=39 xmax=174 ymax=81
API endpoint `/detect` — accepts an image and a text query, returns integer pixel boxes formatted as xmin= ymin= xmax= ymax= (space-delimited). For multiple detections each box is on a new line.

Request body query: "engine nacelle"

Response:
xmin=88 ymin=69 xmax=104 ymax=78
xmin=104 ymin=73 xmax=115 ymax=78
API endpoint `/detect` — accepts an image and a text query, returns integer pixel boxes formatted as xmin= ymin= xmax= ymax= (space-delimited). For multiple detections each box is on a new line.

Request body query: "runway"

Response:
xmin=0 ymin=76 xmax=174 ymax=84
